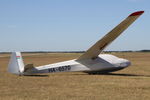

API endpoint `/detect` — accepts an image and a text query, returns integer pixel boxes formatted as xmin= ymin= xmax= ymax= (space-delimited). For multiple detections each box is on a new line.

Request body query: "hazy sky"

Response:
xmin=0 ymin=0 xmax=149 ymax=52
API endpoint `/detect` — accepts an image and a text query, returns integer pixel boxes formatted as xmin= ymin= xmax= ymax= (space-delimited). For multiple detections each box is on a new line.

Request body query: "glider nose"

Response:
xmin=119 ymin=59 xmax=131 ymax=67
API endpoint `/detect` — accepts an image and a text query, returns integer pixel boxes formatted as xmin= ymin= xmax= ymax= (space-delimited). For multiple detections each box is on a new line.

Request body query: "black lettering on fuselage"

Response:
xmin=48 ymin=65 xmax=71 ymax=73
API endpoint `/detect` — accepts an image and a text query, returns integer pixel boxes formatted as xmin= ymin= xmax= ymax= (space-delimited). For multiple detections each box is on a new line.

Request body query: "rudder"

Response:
xmin=8 ymin=52 xmax=25 ymax=75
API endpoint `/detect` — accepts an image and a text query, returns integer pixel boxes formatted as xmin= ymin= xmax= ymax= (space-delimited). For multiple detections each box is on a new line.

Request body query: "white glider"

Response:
xmin=8 ymin=11 xmax=144 ymax=75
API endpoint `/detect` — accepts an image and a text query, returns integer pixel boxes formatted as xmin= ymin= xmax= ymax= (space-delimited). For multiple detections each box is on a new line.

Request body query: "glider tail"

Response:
xmin=8 ymin=52 xmax=25 ymax=75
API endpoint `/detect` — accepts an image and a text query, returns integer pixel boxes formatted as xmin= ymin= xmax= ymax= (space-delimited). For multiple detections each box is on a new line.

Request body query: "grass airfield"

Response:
xmin=0 ymin=52 xmax=150 ymax=100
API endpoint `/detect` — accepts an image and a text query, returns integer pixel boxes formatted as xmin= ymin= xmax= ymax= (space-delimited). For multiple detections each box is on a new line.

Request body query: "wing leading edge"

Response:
xmin=77 ymin=11 xmax=144 ymax=60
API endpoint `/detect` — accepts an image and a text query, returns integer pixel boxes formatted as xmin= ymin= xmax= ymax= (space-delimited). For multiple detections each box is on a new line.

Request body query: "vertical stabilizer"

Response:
xmin=8 ymin=52 xmax=25 ymax=75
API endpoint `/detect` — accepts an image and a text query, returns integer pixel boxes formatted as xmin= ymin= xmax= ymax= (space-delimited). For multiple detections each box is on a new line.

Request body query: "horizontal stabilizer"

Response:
xmin=24 ymin=64 xmax=34 ymax=72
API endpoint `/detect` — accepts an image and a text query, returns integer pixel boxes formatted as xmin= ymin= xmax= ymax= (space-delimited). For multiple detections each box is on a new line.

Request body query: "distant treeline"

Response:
xmin=0 ymin=51 xmax=85 ymax=54
xmin=105 ymin=50 xmax=150 ymax=53
xmin=0 ymin=50 xmax=150 ymax=54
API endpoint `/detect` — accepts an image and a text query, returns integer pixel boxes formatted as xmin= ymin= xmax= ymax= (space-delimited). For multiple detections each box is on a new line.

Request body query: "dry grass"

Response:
xmin=0 ymin=52 xmax=150 ymax=100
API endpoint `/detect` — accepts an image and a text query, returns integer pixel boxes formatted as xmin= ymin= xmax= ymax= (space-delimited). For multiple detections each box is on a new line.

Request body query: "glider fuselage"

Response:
xmin=24 ymin=54 xmax=131 ymax=75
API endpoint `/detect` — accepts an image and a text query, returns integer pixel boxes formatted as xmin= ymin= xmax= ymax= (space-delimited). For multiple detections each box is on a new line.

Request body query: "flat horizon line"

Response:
xmin=0 ymin=50 xmax=150 ymax=54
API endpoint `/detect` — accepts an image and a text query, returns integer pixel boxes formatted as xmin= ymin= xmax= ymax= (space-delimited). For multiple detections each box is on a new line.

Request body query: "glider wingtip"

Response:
xmin=129 ymin=11 xmax=144 ymax=16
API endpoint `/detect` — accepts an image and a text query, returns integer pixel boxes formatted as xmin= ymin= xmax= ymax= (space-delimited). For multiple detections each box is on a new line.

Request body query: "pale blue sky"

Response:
xmin=0 ymin=0 xmax=149 ymax=52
